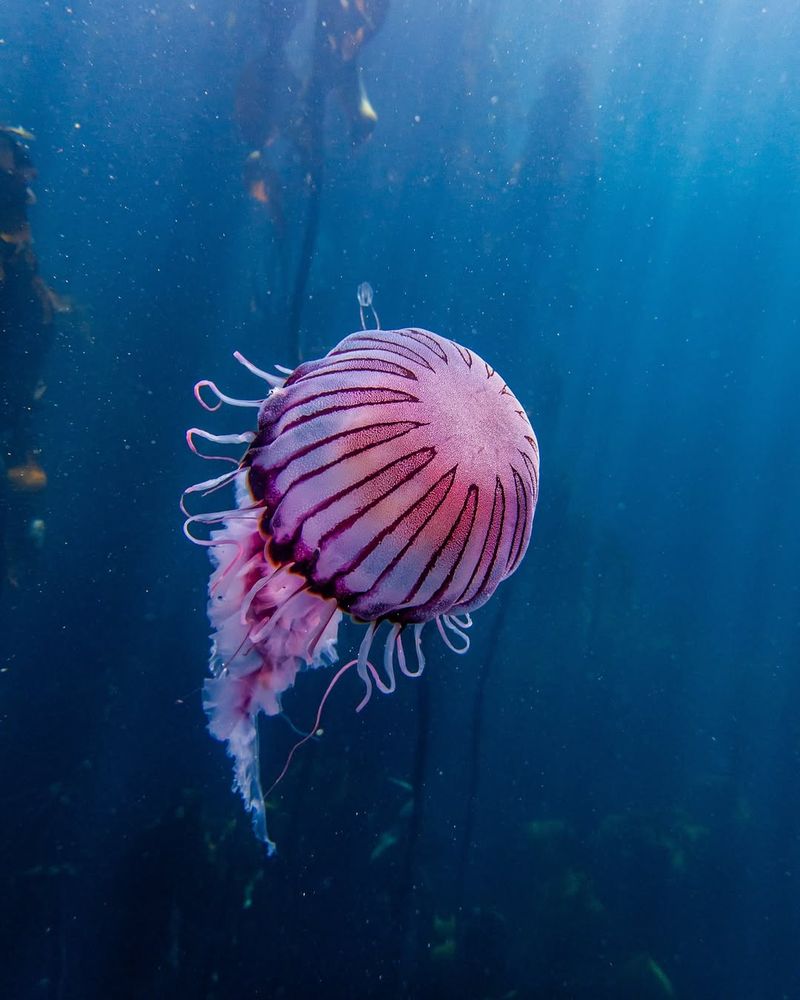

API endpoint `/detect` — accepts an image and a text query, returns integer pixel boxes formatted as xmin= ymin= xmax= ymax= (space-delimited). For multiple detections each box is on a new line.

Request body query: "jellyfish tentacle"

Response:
xmin=358 ymin=302 xmax=380 ymax=331
xmin=399 ymin=622 xmax=425 ymax=678
xmin=186 ymin=427 xmax=255 ymax=465
xmin=264 ymin=657 xmax=360 ymax=801
xmin=396 ymin=625 xmax=409 ymax=674
xmin=212 ymin=629 xmax=253 ymax=679
xmin=194 ymin=379 xmax=263 ymax=411
xmin=235 ymin=710 xmax=275 ymax=855
xmin=182 ymin=517 xmax=242 ymax=549
xmin=360 ymin=620 xmax=400 ymax=701
xmin=182 ymin=507 xmax=260 ymax=544
xmin=239 ymin=571 xmax=281 ymax=626
xmin=301 ymin=603 xmax=341 ymax=663
xmin=396 ymin=623 xmax=427 ymax=678
xmin=355 ymin=621 xmax=378 ymax=711
xmin=436 ymin=614 xmax=471 ymax=654
xmin=449 ymin=612 xmax=473 ymax=630
xmin=280 ymin=711 xmax=320 ymax=739
xmin=233 ymin=350 xmax=287 ymax=387
xmin=380 ymin=622 xmax=401 ymax=695
xmin=248 ymin=577 xmax=309 ymax=643
xmin=181 ymin=469 xmax=242 ymax=512
xmin=210 ymin=549 xmax=263 ymax=598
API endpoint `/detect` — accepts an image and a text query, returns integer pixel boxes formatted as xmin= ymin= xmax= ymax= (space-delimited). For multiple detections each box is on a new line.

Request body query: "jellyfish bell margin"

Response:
xmin=182 ymin=328 xmax=539 ymax=855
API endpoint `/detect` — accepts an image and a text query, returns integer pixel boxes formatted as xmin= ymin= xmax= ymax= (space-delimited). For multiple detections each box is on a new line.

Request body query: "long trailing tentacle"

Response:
xmin=264 ymin=657 xmax=360 ymax=800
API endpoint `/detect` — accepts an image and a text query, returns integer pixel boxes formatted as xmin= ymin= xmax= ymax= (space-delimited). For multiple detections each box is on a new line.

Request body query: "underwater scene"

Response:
xmin=2 ymin=1 xmax=799 ymax=997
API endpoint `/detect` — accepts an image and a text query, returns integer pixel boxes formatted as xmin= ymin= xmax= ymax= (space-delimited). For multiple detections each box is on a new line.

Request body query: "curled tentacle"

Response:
xmin=397 ymin=622 xmax=427 ymax=678
xmin=437 ymin=614 xmax=471 ymax=654
xmin=180 ymin=470 xmax=243 ymax=516
xmin=194 ymin=379 xmax=263 ymax=412
xmin=183 ymin=505 xmax=261 ymax=540
xmin=449 ymin=612 xmax=473 ymax=630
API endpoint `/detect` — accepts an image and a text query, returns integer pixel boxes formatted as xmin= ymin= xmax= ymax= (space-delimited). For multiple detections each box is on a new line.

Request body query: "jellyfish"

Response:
xmin=357 ymin=280 xmax=380 ymax=330
xmin=183 ymin=327 xmax=539 ymax=853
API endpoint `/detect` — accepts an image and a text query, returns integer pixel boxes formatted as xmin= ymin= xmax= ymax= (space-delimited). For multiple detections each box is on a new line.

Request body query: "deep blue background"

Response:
xmin=2 ymin=1 xmax=799 ymax=997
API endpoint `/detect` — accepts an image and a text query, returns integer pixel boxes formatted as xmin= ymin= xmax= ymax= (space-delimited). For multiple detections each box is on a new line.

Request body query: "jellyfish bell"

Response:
xmin=183 ymin=327 xmax=539 ymax=854
xmin=356 ymin=281 xmax=373 ymax=307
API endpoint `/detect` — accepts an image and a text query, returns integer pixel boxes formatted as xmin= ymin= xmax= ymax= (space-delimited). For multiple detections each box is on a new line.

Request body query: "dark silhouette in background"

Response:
xmin=235 ymin=0 xmax=389 ymax=360
xmin=0 ymin=125 xmax=59 ymax=592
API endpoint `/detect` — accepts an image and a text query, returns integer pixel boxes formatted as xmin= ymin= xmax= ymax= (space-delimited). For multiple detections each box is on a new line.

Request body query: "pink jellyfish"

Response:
xmin=183 ymin=328 xmax=539 ymax=853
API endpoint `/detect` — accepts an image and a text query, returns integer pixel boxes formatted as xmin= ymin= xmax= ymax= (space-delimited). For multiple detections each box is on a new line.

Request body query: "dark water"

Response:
xmin=2 ymin=2 xmax=799 ymax=997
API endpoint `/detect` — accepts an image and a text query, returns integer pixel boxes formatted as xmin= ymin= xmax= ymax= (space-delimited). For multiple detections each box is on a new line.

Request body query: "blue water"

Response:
xmin=2 ymin=2 xmax=799 ymax=997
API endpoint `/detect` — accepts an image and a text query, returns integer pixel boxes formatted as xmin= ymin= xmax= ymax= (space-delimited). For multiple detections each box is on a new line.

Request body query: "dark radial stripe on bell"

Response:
xmin=268 ymin=447 xmax=437 ymax=564
xmin=401 ymin=483 xmax=478 ymax=608
xmin=405 ymin=484 xmax=480 ymax=614
xmin=520 ymin=449 xmax=539 ymax=496
xmin=346 ymin=471 xmax=463 ymax=619
xmin=307 ymin=447 xmax=438 ymax=549
xmin=473 ymin=476 xmax=507 ymax=599
xmin=333 ymin=465 xmax=458 ymax=588
xmin=264 ymin=420 xmax=424 ymax=482
xmin=277 ymin=390 xmax=420 ymax=436
xmin=398 ymin=328 xmax=449 ymax=363
xmin=456 ymin=476 xmax=506 ymax=607
xmin=507 ymin=468 xmax=528 ymax=574
xmin=330 ymin=337 xmax=435 ymax=372
xmin=290 ymin=357 xmax=419 ymax=384
xmin=268 ymin=421 xmax=424 ymax=497
xmin=278 ymin=384 xmax=417 ymax=420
